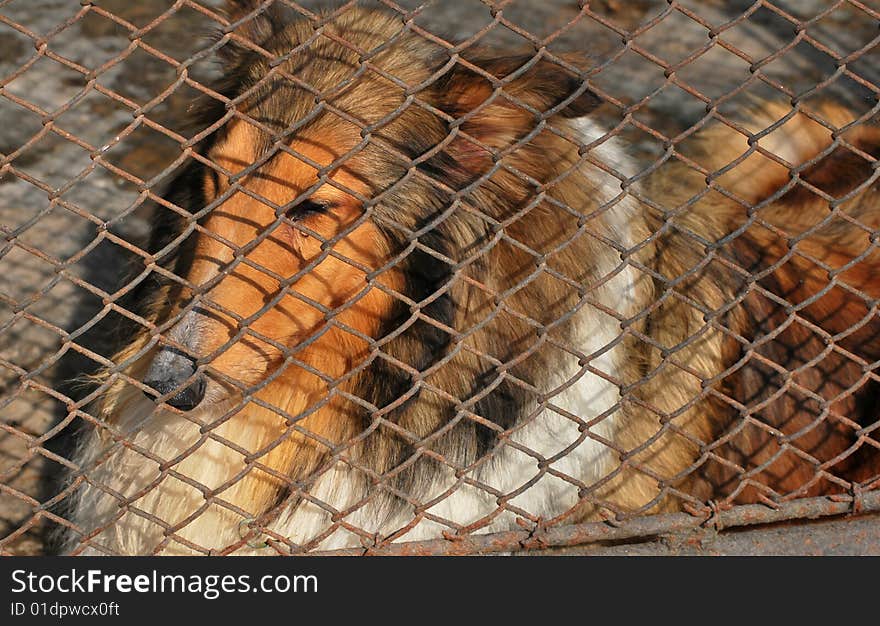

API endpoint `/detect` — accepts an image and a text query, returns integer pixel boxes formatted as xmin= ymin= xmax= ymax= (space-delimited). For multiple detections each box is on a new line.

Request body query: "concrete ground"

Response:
xmin=1 ymin=0 xmax=877 ymax=555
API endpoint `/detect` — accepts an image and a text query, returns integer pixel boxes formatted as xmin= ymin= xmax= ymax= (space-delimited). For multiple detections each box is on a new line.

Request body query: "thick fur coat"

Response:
xmin=60 ymin=2 xmax=880 ymax=555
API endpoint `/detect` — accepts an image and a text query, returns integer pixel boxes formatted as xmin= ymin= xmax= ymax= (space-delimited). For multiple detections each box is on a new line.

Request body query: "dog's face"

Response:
xmin=184 ymin=119 xmax=393 ymax=395
xmin=141 ymin=5 xmax=600 ymax=411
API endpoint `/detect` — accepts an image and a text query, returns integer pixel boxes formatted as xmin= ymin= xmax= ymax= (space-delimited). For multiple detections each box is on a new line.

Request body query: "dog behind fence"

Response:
xmin=1 ymin=0 xmax=879 ymax=556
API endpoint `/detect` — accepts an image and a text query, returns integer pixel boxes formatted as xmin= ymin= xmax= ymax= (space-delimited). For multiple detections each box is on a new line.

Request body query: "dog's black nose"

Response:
xmin=143 ymin=376 xmax=206 ymax=411
xmin=143 ymin=348 xmax=206 ymax=411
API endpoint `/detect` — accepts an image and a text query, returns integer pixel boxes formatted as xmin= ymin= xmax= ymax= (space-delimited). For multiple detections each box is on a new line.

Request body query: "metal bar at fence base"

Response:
xmin=304 ymin=490 xmax=880 ymax=556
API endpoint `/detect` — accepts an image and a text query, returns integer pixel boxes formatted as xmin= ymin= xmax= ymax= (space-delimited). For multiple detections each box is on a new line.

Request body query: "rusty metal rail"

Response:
xmin=308 ymin=489 xmax=880 ymax=556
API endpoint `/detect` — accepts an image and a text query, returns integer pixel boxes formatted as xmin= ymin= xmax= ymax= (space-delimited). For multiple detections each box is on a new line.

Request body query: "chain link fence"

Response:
xmin=1 ymin=0 xmax=879 ymax=556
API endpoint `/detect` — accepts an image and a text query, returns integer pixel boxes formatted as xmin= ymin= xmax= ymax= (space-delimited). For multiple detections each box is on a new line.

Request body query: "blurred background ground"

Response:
xmin=1 ymin=0 xmax=878 ymax=555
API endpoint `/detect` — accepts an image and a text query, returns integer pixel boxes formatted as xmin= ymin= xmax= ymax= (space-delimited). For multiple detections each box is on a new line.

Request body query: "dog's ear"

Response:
xmin=443 ymin=53 xmax=600 ymax=119
xmin=218 ymin=0 xmax=277 ymax=64
xmin=438 ymin=53 xmax=600 ymax=165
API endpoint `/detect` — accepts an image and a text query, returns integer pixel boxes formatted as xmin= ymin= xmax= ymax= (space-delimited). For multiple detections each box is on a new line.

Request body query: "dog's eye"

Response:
xmin=285 ymin=199 xmax=331 ymax=220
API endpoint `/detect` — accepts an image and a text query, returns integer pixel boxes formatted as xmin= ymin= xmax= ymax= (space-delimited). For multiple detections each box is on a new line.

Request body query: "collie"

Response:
xmin=61 ymin=2 xmax=880 ymax=555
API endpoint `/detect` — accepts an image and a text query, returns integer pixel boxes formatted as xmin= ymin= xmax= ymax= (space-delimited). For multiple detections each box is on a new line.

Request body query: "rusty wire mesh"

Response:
xmin=1 ymin=0 xmax=879 ymax=556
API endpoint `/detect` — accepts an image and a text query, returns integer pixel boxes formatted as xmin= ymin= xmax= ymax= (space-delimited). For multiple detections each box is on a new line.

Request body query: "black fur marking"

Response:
xmin=348 ymin=199 xmax=467 ymax=507
xmin=418 ymin=150 xmax=481 ymax=192
xmin=352 ymin=223 xmax=457 ymax=430
xmin=471 ymin=373 xmax=529 ymax=457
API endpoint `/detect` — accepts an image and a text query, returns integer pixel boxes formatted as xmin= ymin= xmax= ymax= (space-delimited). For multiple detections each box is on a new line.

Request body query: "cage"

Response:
xmin=1 ymin=0 xmax=879 ymax=556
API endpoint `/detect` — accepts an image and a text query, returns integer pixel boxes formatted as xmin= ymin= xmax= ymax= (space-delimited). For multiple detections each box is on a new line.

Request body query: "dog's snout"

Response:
xmin=143 ymin=348 xmax=206 ymax=411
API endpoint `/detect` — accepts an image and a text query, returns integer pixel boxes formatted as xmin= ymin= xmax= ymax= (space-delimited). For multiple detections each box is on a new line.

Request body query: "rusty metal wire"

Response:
xmin=1 ymin=0 xmax=879 ymax=556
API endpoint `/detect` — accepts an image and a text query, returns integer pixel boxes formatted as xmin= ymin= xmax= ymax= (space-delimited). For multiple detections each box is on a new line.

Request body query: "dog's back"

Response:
xmin=638 ymin=101 xmax=880 ymax=502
